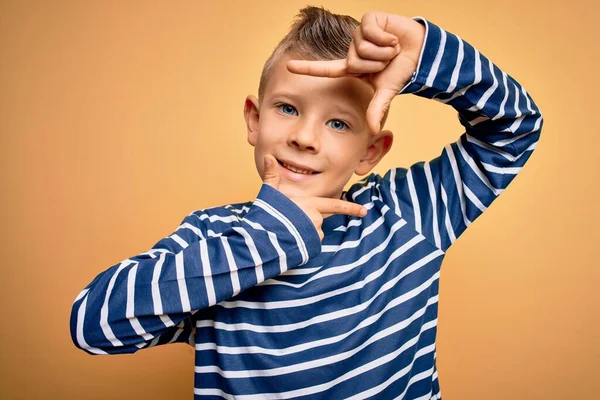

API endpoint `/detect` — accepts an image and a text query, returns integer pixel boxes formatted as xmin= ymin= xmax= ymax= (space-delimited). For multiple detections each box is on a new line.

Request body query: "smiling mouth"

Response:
xmin=276 ymin=159 xmax=321 ymax=175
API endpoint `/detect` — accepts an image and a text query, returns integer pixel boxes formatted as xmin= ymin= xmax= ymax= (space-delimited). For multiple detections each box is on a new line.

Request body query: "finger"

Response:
xmin=367 ymin=88 xmax=397 ymax=134
xmin=361 ymin=12 xmax=398 ymax=47
xmin=313 ymin=198 xmax=368 ymax=217
xmin=262 ymin=155 xmax=280 ymax=189
xmin=287 ymin=58 xmax=348 ymax=77
xmin=355 ymin=41 xmax=400 ymax=62
xmin=347 ymin=41 xmax=389 ymax=75
xmin=354 ymin=26 xmax=400 ymax=62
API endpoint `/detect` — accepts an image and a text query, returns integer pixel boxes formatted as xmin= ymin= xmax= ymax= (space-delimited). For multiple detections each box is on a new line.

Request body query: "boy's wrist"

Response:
xmin=244 ymin=184 xmax=322 ymax=266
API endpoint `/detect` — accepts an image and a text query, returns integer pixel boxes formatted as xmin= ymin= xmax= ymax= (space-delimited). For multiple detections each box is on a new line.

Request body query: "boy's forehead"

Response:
xmin=265 ymin=53 xmax=374 ymax=113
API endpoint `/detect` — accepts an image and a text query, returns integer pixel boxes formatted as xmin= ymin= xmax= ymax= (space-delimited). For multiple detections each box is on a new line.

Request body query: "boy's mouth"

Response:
xmin=276 ymin=159 xmax=321 ymax=175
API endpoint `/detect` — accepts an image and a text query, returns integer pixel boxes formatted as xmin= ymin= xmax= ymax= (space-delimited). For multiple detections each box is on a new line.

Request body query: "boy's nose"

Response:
xmin=287 ymin=123 xmax=320 ymax=152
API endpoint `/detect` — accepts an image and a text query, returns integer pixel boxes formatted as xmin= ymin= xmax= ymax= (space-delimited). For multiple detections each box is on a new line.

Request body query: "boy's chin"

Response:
xmin=277 ymin=181 xmax=337 ymax=200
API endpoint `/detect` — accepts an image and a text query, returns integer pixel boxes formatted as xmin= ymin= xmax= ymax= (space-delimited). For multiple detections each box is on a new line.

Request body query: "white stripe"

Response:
xmin=506 ymin=114 xmax=525 ymax=133
xmin=253 ymin=198 xmax=310 ymax=265
xmin=444 ymin=144 xmax=471 ymax=228
xmin=347 ymin=342 xmax=436 ymax=400
xmin=446 ymin=36 xmax=464 ymax=93
xmin=481 ymin=162 xmax=521 ymax=175
xmin=437 ymin=48 xmax=482 ymax=105
xmin=280 ymin=266 xmax=321 ymax=276
xmin=174 ymin=251 xmax=192 ymax=311
xmin=407 ymin=169 xmax=422 ymax=233
xmin=219 ymin=218 xmax=408 ymax=304
xmin=196 ymin=280 xmax=440 ymax=358
xmin=491 ymin=130 xmax=532 ymax=147
xmin=467 ymin=58 xmax=498 ymax=113
xmin=466 ymin=133 xmax=516 ymax=161
xmin=125 ymin=264 xmax=154 ymax=341
xmin=232 ymin=227 xmax=264 ymax=283
xmin=220 ymin=236 xmax=241 ymax=295
xmin=74 ymin=288 xmax=89 ymax=303
xmin=243 ymin=218 xmax=287 ymax=274
xmin=351 ymin=181 xmax=376 ymax=200
xmin=456 ymin=139 xmax=502 ymax=196
xmin=194 ymin=320 xmax=438 ymax=400
xmin=424 ymin=162 xmax=441 ymax=249
xmin=197 ymin=213 xmax=241 ymax=224
xmin=151 ymin=253 xmax=174 ymax=327
xmin=491 ymin=71 xmax=510 ymax=121
xmin=389 ymin=169 xmax=402 ymax=216
xmin=425 ymin=29 xmax=446 ymax=87
xmin=464 ymin=185 xmax=487 ymax=213
xmin=179 ymin=222 xmax=205 ymax=239
xmin=170 ymin=233 xmax=188 ymax=249
xmin=167 ymin=327 xmax=185 ymax=344
xmin=75 ymin=295 xmax=108 ymax=354
xmin=440 ymin=185 xmax=456 ymax=245
xmin=199 ymin=240 xmax=216 ymax=306
xmin=198 ymin=247 xmax=442 ymax=333
xmin=100 ymin=259 xmax=134 ymax=347
xmin=195 ymin=291 xmax=439 ymax=378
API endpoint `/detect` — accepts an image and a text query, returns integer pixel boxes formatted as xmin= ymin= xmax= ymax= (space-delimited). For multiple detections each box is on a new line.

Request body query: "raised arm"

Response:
xmin=69 ymin=183 xmax=322 ymax=355
xmin=379 ymin=17 xmax=543 ymax=251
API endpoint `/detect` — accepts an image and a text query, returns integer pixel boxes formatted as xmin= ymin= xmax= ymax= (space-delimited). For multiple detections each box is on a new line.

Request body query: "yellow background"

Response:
xmin=1 ymin=0 xmax=598 ymax=398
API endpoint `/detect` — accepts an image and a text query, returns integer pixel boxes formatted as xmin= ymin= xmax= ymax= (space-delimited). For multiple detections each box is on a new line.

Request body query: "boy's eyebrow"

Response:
xmin=270 ymin=91 xmax=363 ymax=120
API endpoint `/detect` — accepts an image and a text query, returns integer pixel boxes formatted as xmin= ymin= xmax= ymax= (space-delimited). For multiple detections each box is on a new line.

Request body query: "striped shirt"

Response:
xmin=70 ymin=17 xmax=543 ymax=399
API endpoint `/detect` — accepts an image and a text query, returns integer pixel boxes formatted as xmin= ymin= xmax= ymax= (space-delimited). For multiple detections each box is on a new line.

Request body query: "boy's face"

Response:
xmin=244 ymin=53 xmax=393 ymax=200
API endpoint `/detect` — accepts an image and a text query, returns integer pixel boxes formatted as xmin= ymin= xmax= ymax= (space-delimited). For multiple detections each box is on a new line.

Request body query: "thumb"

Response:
xmin=263 ymin=155 xmax=280 ymax=189
xmin=367 ymin=88 xmax=396 ymax=134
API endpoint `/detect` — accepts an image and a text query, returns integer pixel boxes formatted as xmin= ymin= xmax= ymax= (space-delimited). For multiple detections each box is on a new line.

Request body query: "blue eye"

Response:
xmin=278 ymin=104 xmax=298 ymax=115
xmin=327 ymin=120 xmax=348 ymax=131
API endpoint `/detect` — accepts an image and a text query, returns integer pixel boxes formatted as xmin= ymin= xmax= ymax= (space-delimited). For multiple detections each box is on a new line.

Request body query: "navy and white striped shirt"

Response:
xmin=71 ymin=17 xmax=543 ymax=399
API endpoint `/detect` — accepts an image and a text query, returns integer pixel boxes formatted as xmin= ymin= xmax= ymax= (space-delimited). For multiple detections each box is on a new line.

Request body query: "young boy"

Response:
xmin=71 ymin=6 xmax=543 ymax=399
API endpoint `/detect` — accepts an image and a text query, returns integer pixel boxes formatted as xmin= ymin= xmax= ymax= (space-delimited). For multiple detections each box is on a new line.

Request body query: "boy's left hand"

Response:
xmin=287 ymin=12 xmax=426 ymax=134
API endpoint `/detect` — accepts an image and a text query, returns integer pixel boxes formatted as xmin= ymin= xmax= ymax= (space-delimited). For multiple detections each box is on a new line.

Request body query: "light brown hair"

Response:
xmin=258 ymin=6 xmax=358 ymax=104
xmin=257 ymin=5 xmax=390 ymax=129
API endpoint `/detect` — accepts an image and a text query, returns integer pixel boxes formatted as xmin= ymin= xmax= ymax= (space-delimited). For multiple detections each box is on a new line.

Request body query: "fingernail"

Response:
xmin=360 ymin=207 xmax=367 ymax=216
xmin=265 ymin=157 xmax=272 ymax=167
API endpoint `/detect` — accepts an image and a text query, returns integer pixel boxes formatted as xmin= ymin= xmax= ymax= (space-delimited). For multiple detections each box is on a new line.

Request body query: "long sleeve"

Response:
xmin=379 ymin=17 xmax=543 ymax=252
xmin=70 ymin=183 xmax=321 ymax=355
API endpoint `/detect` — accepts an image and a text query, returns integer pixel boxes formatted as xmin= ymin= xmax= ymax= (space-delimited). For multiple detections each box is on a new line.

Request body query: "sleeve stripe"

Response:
xmin=406 ymin=169 xmax=422 ymax=234
xmin=175 ymin=252 xmax=193 ymax=312
xmin=170 ymin=233 xmax=189 ymax=249
xmin=463 ymin=185 xmax=487 ymax=213
xmin=465 ymin=134 xmax=516 ymax=161
xmin=423 ymin=162 xmax=441 ymax=249
xmin=440 ymin=185 xmax=457 ymax=244
xmin=446 ymin=36 xmax=464 ymax=93
xmin=467 ymin=59 xmax=499 ymax=113
xmin=491 ymin=71 xmax=510 ymax=121
xmin=151 ymin=253 xmax=166 ymax=315
xmin=444 ymin=144 xmax=472 ymax=229
xmin=389 ymin=169 xmax=402 ymax=217
xmin=199 ymin=240 xmax=217 ymax=306
xmin=220 ymin=236 xmax=241 ymax=296
xmin=456 ymin=139 xmax=502 ymax=196
xmin=233 ymin=227 xmax=265 ymax=283
xmin=253 ymin=198 xmax=309 ymax=265
xmin=76 ymin=295 xmax=108 ymax=354
xmin=425 ymin=29 xmax=447 ymax=87
xmin=126 ymin=264 xmax=154 ymax=341
xmin=243 ymin=218 xmax=288 ymax=274
xmin=100 ymin=260 xmax=134 ymax=347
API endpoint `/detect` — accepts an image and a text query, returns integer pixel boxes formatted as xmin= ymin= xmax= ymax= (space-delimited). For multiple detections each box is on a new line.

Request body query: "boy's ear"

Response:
xmin=355 ymin=130 xmax=394 ymax=176
xmin=244 ymin=95 xmax=260 ymax=147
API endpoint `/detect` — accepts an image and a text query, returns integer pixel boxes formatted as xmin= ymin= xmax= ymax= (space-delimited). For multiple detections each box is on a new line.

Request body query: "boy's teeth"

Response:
xmin=282 ymin=162 xmax=313 ymax=174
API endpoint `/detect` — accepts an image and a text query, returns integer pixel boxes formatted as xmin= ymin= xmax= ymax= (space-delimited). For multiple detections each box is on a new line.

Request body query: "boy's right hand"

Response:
xmin=262 ymin=155 xmax=367 ymax=241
